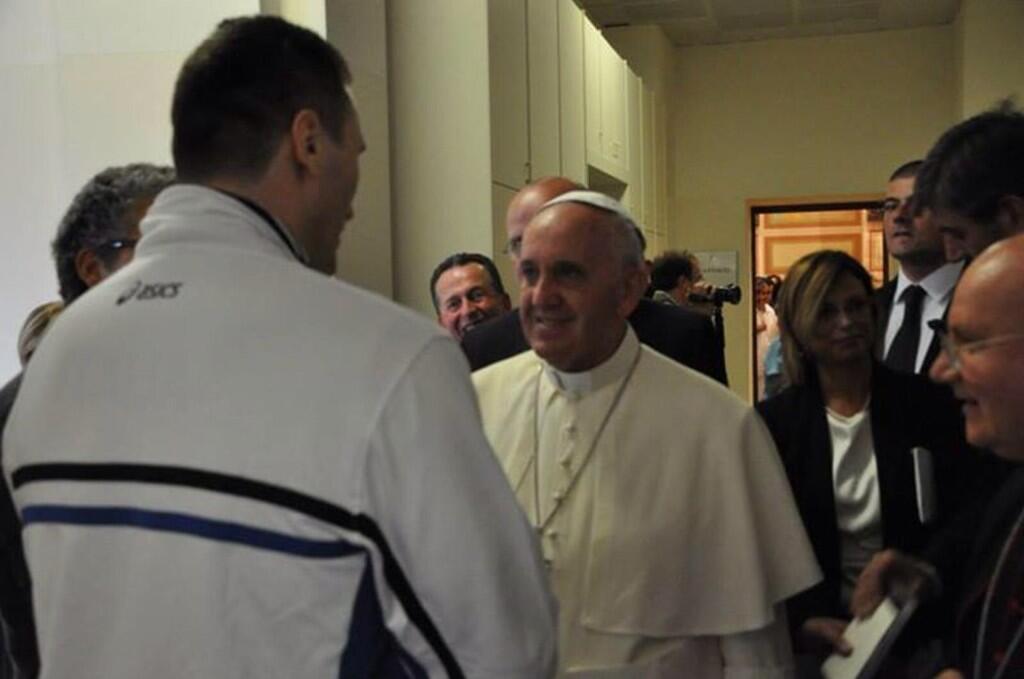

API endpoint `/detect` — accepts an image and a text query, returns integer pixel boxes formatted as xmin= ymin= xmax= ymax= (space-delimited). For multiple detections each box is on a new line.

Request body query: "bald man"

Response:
xmin=851 ymin=235 xmax=1024 ymax=678
xmin=462 ymin=177 xmax=728 ymax=384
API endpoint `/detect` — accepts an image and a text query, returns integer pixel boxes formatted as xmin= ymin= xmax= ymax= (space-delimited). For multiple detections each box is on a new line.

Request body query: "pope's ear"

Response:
xmin=618 ymin=265 xmax=647 ymax=316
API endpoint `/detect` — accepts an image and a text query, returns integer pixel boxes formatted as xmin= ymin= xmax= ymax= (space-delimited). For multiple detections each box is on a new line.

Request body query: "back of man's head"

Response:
xmin=172 ymin=16 xmax=352 ymax=183
xmin=650 ymin=252 xmax=695 ymax=292
xmin=52 ymin=163 xmax=175 ymax=303
xmin=915 ymin=101 xmax=1024 ymax=230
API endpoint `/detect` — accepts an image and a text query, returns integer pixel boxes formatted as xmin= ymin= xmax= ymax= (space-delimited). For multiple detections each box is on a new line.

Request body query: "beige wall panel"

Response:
xmin=557 ymin=0 xmax=586 ymax=184
xmin=327 ymin=0 xmax=393 ymax=298
xmin=622 ymin=68 xmax=643 ymax=218
xmin=527 ymin=0 xmax=561 ymax=179
xmin=956 ymin=0 xmax=1024 ymax=117
xmin=673 ymin=26 xmax=956 ymax=398
xmin=389 ymin=0 xmax=493 ymax=315
xmin=489 ymin=0 xmax=529 ymax=188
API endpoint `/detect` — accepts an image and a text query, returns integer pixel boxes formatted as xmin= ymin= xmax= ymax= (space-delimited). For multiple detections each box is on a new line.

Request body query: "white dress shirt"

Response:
xmin=883 ymin=261 xmax=964 ymax=372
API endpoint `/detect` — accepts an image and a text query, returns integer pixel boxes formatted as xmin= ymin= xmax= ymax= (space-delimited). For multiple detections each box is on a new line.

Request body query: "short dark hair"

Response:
xmin=889 ymin=160 xmax=923 ymax=182
xmin=915 ymin=101 xmax=1024 ymax=227
xmin=650 ymin=251 xmax=695 ymax=292
xmin=429 ymin=253 xmax=507 ymax=312
xmin=52 ymin=163 xmax=175 ymax=303
xmin=171 ymin=16 xmax=352 ymax=182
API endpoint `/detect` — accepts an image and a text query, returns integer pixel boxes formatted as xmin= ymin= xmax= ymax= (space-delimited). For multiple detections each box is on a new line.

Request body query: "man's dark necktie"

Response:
xmin=885 ymin=285 xmax=925 ymax=373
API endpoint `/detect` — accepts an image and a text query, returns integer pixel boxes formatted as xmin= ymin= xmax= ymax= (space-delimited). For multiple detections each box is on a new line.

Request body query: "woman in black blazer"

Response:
xmin=756 ymin=251 xmax=969 ymax=666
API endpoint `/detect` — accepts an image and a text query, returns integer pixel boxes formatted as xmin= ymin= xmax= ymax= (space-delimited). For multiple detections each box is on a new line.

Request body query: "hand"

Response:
xmin=798 ymin=617 xmax=853 ymax=656
xmin=933 ymin=670 xmax=963 ymax=679
xmin=851 ymin=550 xmax=941 ymax=619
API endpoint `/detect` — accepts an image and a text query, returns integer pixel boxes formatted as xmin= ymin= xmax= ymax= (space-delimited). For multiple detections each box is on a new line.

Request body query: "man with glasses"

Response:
xmin=0 ymin=162 xmax=173 ymax=678
xmin=854 ymin=236 xmax=1024 ymax=678
xmin=875 ymin=160 xmax=963 ymax=375
xmin=50 ymin=163 xmax=176 ymax=304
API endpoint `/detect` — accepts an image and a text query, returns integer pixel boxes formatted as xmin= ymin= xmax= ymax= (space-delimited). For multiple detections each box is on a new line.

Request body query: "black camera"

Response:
xmin=688 ymin=284 xmax=742 ymax=306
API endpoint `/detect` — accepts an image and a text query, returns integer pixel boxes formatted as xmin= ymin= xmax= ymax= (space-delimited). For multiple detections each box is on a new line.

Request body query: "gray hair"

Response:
xmin=52 ymin=163 xmax=175 ymax=302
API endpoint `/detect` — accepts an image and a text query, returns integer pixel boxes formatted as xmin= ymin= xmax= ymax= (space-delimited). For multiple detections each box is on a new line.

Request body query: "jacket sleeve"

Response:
xmin=362 ymin=336 xmax=557 ymax=679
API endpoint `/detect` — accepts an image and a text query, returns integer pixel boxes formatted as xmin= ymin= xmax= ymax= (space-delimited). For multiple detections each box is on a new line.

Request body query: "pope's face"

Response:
xmin=518 ymin=204 xmax=642 ymax=372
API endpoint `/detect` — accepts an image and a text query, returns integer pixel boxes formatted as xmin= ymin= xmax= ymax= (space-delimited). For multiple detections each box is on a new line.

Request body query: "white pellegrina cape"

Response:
xmin=3 ymin=185 xmax=556 ymax=679
xmin=474 ymin=328 xmax=821 ymax=678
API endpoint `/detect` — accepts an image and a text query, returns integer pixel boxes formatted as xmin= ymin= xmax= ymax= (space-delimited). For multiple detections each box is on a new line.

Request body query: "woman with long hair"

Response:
xmin=757 ymin=250 xmax=973 ymax=673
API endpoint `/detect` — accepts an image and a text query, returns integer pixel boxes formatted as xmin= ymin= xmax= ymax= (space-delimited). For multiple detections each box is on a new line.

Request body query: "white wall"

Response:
xmin=387 ymin=0 xmax=493 ymax=315
xmin=673 ymin=26 xmax=956 ymax=399
xmin=955 ymin=0 xmax=1024 ymax=118
xmin=0 ymin=0 xmax=257 ymax=379
xmin=325 ymin=0 xmax=393 ymax=299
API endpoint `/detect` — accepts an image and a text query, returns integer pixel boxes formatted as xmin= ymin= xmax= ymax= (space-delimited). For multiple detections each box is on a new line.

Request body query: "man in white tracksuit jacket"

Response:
xmin=2 ymin=16 xmax=555 ymax=679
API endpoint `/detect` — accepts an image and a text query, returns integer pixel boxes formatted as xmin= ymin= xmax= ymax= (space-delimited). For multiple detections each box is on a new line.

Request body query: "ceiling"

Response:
xmin=576 ymin=0 xmax=962 ymax=45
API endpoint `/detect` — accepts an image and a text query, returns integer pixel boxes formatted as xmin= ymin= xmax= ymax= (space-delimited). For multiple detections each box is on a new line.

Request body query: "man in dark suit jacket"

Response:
xmin=461 ymin=176 xmax=727 ymax=384
xmin=875 ymin=160 xmax=964 ymax=375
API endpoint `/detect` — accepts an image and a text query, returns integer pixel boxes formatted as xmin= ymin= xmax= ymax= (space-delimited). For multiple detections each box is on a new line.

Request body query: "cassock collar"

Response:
xmin=894 ymin=259 xmax=963 ymax=304
xmin=541 ymin=325 xmax=639 ymax=396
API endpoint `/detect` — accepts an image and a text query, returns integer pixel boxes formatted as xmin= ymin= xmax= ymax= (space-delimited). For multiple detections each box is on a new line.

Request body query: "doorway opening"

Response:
xmin=749 ymin=196 xmax=886 ymax=401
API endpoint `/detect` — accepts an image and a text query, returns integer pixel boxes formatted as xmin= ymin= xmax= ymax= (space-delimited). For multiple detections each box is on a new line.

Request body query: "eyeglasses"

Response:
xmin=928 ymin=318 xmax=1024 ymax=371
xmin=98 ymin=238 xmax=139 ymax=252
xmin=502 ymin=235 xmax=522 ymax=258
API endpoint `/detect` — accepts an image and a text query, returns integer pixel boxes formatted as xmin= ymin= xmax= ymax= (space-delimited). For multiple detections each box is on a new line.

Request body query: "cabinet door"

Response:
xmin=599 ymin=40 xmax=628 ymax=178
xmin=489 ymin=0 xmax=529 ymax=189
xmin=583 ymin=15 xmax=602 ymax=174
xmin=642 ymin=84 xmax=657 ymax=237
xmin=558 ymin=0 xmax=586 ymax=184
xmin=527 ymin=0 xmax=560 ymax=179
xmin=622 ymin=66 xmax=643 ymax=219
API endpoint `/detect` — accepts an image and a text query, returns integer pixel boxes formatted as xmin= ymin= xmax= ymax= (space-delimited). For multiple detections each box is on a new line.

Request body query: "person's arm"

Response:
xmin=362 ymin=337 xmax=556 ymax=678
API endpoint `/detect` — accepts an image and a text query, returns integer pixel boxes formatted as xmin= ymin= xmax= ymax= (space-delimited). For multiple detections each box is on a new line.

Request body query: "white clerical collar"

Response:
xmin=541 ymin=325 xmax=640 ymax=396
xmin=894 ymin=260 xmax=964 ymax=303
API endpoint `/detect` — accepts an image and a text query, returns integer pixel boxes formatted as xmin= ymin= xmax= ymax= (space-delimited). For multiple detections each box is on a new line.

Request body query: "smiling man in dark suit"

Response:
xmin=461 ymin=176 xmax=728 ymax=385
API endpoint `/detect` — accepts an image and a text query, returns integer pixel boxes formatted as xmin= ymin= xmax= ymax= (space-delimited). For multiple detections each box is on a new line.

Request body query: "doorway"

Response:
xmin=749 ymin=197 xmax=886 ymax=401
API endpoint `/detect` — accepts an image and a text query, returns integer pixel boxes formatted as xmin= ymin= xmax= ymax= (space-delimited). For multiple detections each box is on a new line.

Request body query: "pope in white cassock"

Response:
xmin=473 ymin=191 xmax=822 ymax=678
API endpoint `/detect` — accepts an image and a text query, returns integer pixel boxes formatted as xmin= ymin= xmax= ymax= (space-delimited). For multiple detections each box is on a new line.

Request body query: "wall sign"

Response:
xmin=693 ymin=251 xmax=738 ymax=287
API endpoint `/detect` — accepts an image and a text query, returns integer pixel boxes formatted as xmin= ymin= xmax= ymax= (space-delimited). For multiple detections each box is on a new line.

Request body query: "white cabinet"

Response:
xmin=622 ymin=67 xmax=643 ymax=220
xmin=558 ymin=0 xmax=586 ymax=184
xmin=527 ymin=0 xmax=560 ymax=179
xmin=488 ymin=0 xmax=529 ymax=189
xmin=583 ymin=15 xmax=629 ymax=182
